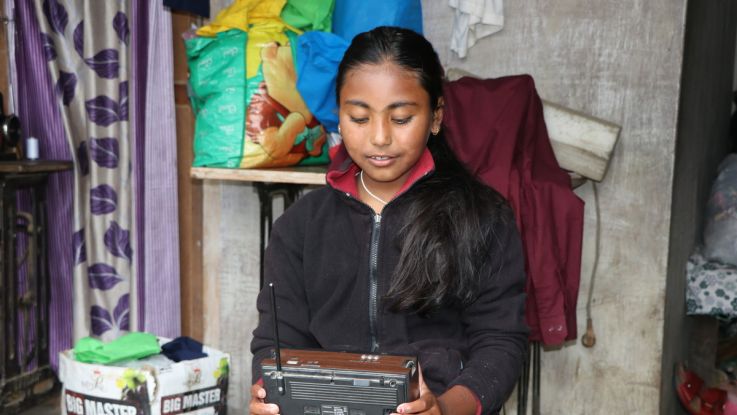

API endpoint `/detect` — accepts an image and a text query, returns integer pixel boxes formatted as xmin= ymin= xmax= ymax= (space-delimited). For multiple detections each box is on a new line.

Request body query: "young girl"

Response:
xmin=250 ymin=26 xmax=528 ymax=415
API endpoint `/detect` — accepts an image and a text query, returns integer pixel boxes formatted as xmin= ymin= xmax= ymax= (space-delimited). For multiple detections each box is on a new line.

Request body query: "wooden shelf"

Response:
xmin=0 ymin=160 xmax=73 ymax=174
xmin=192 ymin=166 xmax=586 ymax=189
xmin=191 ymin=165 xmax=327 ymax=185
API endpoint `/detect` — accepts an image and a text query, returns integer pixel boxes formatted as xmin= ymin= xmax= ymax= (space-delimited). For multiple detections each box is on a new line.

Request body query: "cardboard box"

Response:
xmin=59 ymin=339 xmax=230 ymax=415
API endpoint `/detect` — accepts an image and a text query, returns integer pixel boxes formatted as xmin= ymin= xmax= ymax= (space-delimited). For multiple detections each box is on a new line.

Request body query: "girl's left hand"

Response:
xmin=394 ymin=366 xmax=443 ymax=415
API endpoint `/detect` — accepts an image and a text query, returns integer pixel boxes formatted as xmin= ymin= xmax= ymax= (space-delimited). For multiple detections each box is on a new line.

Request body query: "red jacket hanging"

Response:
xmin=442 ymin=75 xmax=584 ymax=346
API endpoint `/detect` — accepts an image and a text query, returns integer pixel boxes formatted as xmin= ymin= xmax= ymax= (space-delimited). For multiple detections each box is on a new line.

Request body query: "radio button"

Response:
xmin=353 ymin=379 xmax=370 ymax=387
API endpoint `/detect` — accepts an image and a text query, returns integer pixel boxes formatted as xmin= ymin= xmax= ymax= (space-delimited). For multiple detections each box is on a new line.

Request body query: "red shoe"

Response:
xmin=676 ymin=363 xmax=727 ymax=415
xmin=701 ymin=387 xmax=728 ymax=415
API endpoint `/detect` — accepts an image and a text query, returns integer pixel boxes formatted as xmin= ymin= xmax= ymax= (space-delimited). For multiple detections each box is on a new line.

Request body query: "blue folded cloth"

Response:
xmin=296 ymin=32 xmax=348 ymax=133
xmin=161 ymin=336 xmax=208 ymax=362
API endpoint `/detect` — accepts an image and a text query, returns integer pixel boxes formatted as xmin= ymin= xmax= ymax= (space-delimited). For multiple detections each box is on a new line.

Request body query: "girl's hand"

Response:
xmin=394 ymin=366 xmax=443 ymax=415
xmin=250 ymin=383 xmax=280 ymax=415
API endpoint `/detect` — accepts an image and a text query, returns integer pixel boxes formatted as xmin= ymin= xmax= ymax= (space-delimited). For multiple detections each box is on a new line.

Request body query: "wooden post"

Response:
xmin=172 ymin=11 xmax=204 ymax=341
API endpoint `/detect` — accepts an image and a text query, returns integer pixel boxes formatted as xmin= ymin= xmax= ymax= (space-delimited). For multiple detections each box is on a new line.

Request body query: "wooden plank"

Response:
xmin=173 ymin=11 xmax=204 ymax=342
xmin=542 ymin=100 xmax=620 ymax=182
xmin=191 ymin=165 xmax=327 ymax=185
xmin=201 ymin=181 xmax=221 ymax=347
xmin=0 ymin=161 xmax=73 ymax=173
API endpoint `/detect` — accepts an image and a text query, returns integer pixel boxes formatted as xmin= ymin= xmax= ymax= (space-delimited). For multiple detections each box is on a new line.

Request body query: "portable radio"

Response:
xmin=261 ymin=284 xmax=420 ymax=415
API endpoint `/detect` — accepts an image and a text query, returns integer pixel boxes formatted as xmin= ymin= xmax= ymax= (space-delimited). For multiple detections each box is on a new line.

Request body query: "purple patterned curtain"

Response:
xmin=10 ymin=0 xmax=181 ymax=368
xmin=134 ymin=1 xmax=181 ymax=337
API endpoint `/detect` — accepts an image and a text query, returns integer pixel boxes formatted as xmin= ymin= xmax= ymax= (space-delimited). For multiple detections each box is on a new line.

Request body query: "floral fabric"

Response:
xmin=687 ymin=249 xmax=737 ymax=317
xmin=35 ymin=0 xmax=135 ymax=341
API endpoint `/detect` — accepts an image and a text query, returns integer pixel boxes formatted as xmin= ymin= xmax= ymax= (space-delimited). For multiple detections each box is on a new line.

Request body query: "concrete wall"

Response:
xmin=201 ymin=180 xmax=263 ymax=410
xmin=423 ymin=2 xmax=686 ymax=413
xmin=198 ymin=1 xmax=736 ymax=413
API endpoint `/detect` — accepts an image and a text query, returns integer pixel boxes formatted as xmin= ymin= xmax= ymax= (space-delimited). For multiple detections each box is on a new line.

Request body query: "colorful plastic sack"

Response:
xmin=241 ymin=30 xmax=329 ymax=168
xmin=186 ymin=30 xmax=248 ymax=168
xmin=332 ymin=0 xmax=423 ymax=41
xmin=187 ymin=0 xmax=330 ymax=168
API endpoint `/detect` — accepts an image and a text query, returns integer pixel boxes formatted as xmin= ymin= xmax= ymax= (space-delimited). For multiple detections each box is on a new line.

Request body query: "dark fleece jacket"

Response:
xmin=250 ymin=147 xmax=528 ymax=414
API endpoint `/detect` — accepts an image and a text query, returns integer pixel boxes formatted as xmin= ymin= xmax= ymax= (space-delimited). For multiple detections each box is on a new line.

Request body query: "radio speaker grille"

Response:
xmin=288 ymin=381 xmax=398 ymax=406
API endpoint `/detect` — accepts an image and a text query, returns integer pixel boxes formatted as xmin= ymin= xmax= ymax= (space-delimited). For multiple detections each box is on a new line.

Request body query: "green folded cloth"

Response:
xmin=74 ymin=332 xmax=161 ymax=365
xmin=281 ymin=0 xmax=335 ymax=32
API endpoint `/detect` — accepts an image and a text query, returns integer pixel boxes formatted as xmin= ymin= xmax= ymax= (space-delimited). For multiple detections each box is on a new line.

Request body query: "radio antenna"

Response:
xmin=269 ymin=283 xmax=285 ymax=395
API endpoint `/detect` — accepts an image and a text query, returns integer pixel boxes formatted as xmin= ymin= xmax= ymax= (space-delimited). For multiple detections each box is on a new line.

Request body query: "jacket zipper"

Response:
xmin=368 ymin=213 xmax=381 ymax=352
xmin=337 ymin=170 xmax=433 ymax=352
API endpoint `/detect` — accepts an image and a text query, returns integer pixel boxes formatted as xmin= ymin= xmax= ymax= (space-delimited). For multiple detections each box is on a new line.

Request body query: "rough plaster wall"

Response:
xmin=662 ymin=2 xmax=737 ymax=414
xmin=218 ymin=181 xmax=262 ymax=410
xmin=202 ymin=179 xmax=287 ymax=410
xmin=421 ymin=1 xmax=685 ymax=413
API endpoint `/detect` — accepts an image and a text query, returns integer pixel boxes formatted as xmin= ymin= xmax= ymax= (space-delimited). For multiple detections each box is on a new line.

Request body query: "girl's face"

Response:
xmin=338 ymin=61 xmax=443 ymax=194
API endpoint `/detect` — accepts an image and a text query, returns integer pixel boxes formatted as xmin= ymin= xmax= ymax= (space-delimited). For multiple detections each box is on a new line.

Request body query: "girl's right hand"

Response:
xmin=250 ymin=383 xmax=280 ymax=415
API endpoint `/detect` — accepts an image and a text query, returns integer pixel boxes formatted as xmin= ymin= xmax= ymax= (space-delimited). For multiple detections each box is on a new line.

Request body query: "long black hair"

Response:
xmin=336 ymin=26 xmax=512 ymax=314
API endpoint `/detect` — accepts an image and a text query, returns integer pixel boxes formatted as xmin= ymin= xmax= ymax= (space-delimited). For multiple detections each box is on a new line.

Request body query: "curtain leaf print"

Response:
xmin=89 ymin=138 xmax=119 ymax=168
xmin=90 ymin=305 xmax=113 ymax=336
xmin=113 ymin=12 xmax=129 ymax=46
xmin=113 ymin=294 xmax=130 ymax=331
xmin=118 ymin=81 xmax=128 ymax=121
xmin=56 ymin=70 xmax=77 ymax=106
xmin=42 ymin=0 xmax=68 ymax=34
xmin=104 ymin=221 xmax=132 ymax=261
xmin=89 ymin=294 xmax=130 ymax=336
xmin=73 ymin=21 xmax=84 ymax=58
xmin=85 ymin=95 xmax=120 ymax=127
xmin=73 ymin=228 xmax=86 ymax=265
xmin=84 ymin=49 xmax=120 ymax=79
xmin=77 ymin=141 xmax=89 ymax=176
xmin=90 ymin=184 xmax=117 ymax=215
xmin=88 ymin=263 xmax=123 ymax=290
xmin=41 ymin=33 xmax=56 ymax=60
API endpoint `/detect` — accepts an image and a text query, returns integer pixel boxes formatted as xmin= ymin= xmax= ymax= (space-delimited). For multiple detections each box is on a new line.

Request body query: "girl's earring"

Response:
xmin=431 ymin=128 xmax=439 ymax=136
xmin=338 ymin=125 xmax=342 ymax=135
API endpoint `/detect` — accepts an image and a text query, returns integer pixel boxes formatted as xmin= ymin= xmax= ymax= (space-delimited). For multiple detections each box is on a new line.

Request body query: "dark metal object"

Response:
xmin=517 ymin=343 xmax=530 ymax=414
xmin=255 ymin=182 xmax=304 ymax=288
xmin=0 ymin=93 xmax=22 ymax=161
xmin=517 ymin=341 xmax=541 ymax=415
xmin=1 ymin=161 xmax=72 ymax=413
xmin=532 ymin=341 xmax=540 ymax=415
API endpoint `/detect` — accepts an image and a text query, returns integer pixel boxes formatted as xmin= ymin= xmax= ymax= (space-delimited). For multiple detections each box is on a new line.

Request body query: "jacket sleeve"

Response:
xmin=447 ymin=216 xmax=529 ymax=414
xmin=250 ymin=210 xmax=320 ymax=384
